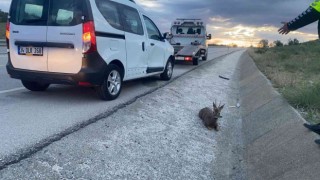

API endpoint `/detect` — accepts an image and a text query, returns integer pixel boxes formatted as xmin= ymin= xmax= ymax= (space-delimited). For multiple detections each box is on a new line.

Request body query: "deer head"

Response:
xmin=213 ymin=101 xmax=224 ymax=119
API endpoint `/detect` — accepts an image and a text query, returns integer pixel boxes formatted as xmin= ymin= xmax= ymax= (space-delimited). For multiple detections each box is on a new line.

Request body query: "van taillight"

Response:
xmin=6 ymin=21 xmax=10 ymax=40
xmin=82 ymin=21 xmax=96 ymax=54
xmin=184 ymin=57 xmax=192 ymax=61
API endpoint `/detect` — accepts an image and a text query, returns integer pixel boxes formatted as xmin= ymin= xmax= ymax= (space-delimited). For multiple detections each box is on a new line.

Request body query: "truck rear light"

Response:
xmin=82 ymin=21 xmax=96 ymax=54
xmin=6 ymin=21 xmax=10 ymax=40
xmin=184 ymin=57 xmax=192 ymax=61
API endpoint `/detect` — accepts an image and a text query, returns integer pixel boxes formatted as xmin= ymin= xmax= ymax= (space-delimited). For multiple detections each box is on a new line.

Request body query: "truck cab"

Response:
xmin=167 ymin=19 xmax=211 ymax=65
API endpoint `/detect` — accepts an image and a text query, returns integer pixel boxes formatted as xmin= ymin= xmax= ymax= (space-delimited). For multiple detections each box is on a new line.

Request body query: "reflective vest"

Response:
xmin=311 ymin=0 xmax=320 ymax=12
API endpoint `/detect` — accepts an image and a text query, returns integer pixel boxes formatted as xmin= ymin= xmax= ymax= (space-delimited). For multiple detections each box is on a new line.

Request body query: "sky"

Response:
xmin=1 ymin=0 xmax=319 ymax=47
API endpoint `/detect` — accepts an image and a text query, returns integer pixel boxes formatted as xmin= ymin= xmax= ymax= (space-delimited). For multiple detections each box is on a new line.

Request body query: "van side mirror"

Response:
xmin=163 ymin=32 xmax=172 ymax=39
xmin=207 ymin=34 xmax=212 ymax=40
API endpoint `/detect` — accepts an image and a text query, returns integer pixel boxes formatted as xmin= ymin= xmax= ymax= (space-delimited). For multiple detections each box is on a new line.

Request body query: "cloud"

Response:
xmin=1 ymin=0 xmax=317 ymax=46
xmin=207 ymin=23 xmax=318 ymax=47
xmin=210 ymin=16 xmax=231 ymax=23
xmin=0 ymin=0 xmax=10 ymax=12
xmin=136 ymin=0 xmax=318 ymax=46
xmin=136 ymin=0 xmax=164 ymax=11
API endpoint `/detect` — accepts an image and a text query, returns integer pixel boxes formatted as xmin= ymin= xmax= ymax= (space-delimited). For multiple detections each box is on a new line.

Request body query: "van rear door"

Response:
xmin=9 ymin=0 xmax=49 ymax=72
xmin=46 ymin=0 xmax=84 ymax=74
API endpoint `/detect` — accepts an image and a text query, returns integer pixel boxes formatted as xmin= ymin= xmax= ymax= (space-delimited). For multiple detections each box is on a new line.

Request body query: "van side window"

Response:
xmin=143 ymin=16 xmax=162 ymax=41
xmin=48 ymin=0 xmax=83 ymax=26
xmin=121 ymin=6 xmax=144 ymax=35
xmin=95 ymin=0 xmax=123 ymax=30
xmin=10 ymin=0 xmax=47 ymax=25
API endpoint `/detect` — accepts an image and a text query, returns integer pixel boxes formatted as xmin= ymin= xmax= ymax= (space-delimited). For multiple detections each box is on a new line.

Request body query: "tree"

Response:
xmin=227 ymin=43 xmax=238 ymax=48
xmin=269 ymin=42 xmax=275 ymax=48
xmin=273 ymin=40 xmax=284 ymax=47
xmin=288 ymin=38 xmax=299 ymax=46
xmin=0 ymin=9 xmax=8 ymax=22
xmin=258 ymin=39 xmax=269 ymax=48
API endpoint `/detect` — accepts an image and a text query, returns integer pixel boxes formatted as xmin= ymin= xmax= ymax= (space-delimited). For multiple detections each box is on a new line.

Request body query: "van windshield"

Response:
xmin=174 ymin=26 xmax=204 ymax=35
xmin=10 ymin=0 xmax=84 ymax=26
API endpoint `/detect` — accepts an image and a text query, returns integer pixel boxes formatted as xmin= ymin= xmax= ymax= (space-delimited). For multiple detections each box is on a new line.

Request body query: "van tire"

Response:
xmin=193 ymin=57 xmax=199 ymax=66
xmin=96 ymin=64 xmax=122 ymax=101
xmin=21 ymin=80 xmax=50 ymax=91
xmin=160 ymin=60 xmax=173 ymax=81
xmin=202 ymin=54 xmax=207 ymax=61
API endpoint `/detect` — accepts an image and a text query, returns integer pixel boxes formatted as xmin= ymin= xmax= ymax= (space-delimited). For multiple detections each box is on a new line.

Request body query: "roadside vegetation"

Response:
xmin=0 ymin=23 xmax=5 ymax=39
xmin=0 ymin=9 xmax=8 ymax=39
xmin=248 ymin=40 xmax=320 ymax=124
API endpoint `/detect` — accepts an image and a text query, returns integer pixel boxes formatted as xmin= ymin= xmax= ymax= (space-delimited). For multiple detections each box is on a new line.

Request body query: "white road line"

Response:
xmin=0 ymin=87 xmax=25 ymax=94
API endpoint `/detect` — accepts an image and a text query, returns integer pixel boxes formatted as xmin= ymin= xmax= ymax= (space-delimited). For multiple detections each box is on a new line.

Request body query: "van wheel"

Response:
xmin=97 ymin=64 xmax=122 ymax=101
xmin=193 ymin=57 xmax=199 ymax=65
xmin=21 ymin=80 xmax=50 ymax=91
xmin=202 ymin=54 xmax=208 ymax=61
xmin=160 ymin=60 xmax=173 ymax=81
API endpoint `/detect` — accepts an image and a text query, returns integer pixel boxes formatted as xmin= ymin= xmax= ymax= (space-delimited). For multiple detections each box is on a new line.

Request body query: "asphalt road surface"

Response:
xmin=0 ymin=47 xmax=239 ymax=170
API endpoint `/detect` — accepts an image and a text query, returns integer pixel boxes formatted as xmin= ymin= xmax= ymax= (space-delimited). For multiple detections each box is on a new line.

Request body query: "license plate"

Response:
xmin=175 ymin=56 xmax=184 ymax=60
xmin=18 ymin=46 xmax=43 ymax=56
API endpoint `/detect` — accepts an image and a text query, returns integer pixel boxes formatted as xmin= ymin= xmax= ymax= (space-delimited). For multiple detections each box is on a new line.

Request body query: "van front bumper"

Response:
xmin=6 ymin=53 xmax=107 ymax=86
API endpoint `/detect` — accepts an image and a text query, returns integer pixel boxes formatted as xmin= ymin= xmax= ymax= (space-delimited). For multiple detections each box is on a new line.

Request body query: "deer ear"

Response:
xmin=213 ymin=101 xmax=217 ymax=109
xmin=219 ymin=105 xmax=225 ymax=111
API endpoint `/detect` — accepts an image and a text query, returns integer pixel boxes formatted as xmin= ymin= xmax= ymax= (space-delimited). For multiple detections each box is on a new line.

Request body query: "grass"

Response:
xmin=248 ymin=41 xmax=320 ymax=124
xmin=0 ymin=22 xmax=5 ymax=39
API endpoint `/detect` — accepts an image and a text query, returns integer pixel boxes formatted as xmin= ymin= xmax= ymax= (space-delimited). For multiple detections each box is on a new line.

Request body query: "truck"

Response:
xmin=167 ymin=19 xmax=212 ymax=65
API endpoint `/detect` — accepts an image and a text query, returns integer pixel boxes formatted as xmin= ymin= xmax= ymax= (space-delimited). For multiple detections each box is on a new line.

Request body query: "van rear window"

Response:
xmin=95 ymin=0 xmax=143 ymax=35
xmin=48 ymin=0 xmax=83 ymax=26
xmin=10 ymin=0 xmax=86 ymax=26
xmin=95 ymin=0 xmax=123 ymax=30
xmin=11 ymin=0 xmax=47 ymax=25
xmin=25 ymin=4 xmax=43 ymax=19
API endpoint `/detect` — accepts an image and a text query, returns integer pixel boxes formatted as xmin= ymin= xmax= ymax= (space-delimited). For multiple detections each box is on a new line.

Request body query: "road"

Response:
xmin=0 ymin=49 xmax=245 ymax=179
xmin=0 ymin=47 xmax=239 ymax=169
xmin=0 ymin=53 xmax=21 ymax=92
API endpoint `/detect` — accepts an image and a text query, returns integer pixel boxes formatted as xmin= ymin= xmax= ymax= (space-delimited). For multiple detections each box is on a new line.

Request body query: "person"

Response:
xmin=304 ymin=123 xmax=320 ymax=144
xmin=304 ymin=123 xmax=320 ymax=135
xmin=187 ymin=27 xmax=195 ymax=34
xmin=279 ymin=0 xmax=320 ymax=145
xmin=177 ymin=28 xmax=184 ymax=34
xmin=278 ymin=0 xmax=320 ymax=38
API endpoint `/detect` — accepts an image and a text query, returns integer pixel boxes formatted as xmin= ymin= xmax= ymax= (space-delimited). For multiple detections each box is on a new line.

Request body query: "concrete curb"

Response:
xmin=240 ymin=51 xmax=320 ymax=180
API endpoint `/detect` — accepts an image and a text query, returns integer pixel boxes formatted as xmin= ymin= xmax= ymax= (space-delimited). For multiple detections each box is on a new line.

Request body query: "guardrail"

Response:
xmin=0 ymin=39 xmax=6 ymax=46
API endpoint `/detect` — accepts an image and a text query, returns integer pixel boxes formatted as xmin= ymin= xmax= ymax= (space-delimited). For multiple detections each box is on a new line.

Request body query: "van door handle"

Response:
xmin=150 ymin=43 xmax=155 ymax=46
xmin=142 ymin=42 xmax=145 ymax=51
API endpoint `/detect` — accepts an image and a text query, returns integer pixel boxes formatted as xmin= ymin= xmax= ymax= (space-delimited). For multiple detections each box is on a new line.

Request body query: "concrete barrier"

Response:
xmin=239 ymin=52 xmax=320 ymax=180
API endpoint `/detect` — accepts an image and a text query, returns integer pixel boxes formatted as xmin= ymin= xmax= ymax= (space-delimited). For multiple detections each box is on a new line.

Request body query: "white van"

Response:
xmin=6 ymin=0 xmax=174 ymax=100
